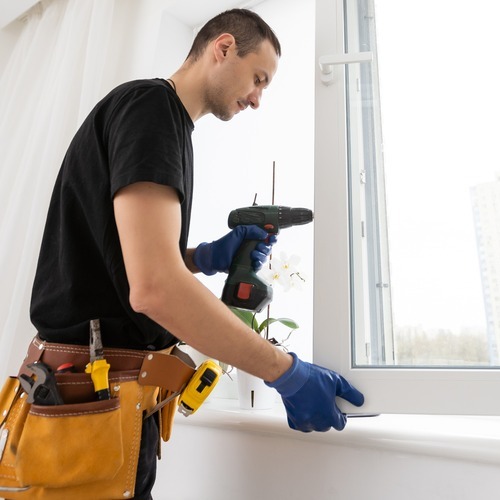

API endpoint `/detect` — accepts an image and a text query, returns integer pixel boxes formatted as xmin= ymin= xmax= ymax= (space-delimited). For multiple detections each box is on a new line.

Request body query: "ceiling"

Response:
xmin=0 ymin=0 xmax=38 ymax=28
xmin=0 ymin=0 xmax=268 ymax=30
xmin=163 ymin=0 xmax=266 ymax=28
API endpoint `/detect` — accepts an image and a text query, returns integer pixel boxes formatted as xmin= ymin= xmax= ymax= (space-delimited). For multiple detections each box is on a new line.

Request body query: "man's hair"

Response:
xmin=187 ymin=9 xmax=281 ymax=61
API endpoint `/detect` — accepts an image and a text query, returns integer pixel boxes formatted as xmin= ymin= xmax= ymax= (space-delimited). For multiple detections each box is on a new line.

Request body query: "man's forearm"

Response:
xmin=131 ymin=263 xmax=293 ymax=382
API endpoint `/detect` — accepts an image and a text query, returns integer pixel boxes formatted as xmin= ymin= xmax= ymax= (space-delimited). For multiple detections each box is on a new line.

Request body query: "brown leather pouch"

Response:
xmin=0 ymin=377 xmax=30 ymax=495
xmin=138 ymin=347 xmax=196 ymax=442
xmin=158 ymin=389 xmax=180 ymax=444
xmin=0 ymin=339 xmax=195 ymax=498
xmin=0 ymin=372 xmax=156 ymax=500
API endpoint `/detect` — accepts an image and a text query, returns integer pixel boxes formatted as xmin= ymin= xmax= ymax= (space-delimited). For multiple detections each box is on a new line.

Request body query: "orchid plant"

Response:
xmin=230 ymin=252 xmax=306 ymax=351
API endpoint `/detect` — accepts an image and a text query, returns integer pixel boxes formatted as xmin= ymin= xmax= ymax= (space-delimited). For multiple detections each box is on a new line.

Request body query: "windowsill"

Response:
xmin=175 ymin=397 xmax=500 ymax=465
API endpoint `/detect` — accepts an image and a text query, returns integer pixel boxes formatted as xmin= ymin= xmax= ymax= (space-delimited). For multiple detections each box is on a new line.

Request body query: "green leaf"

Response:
xmin=229 ymin=307 xmax=259 ymax=331
xmin=258 ymin=317 xmax=299 ymax=334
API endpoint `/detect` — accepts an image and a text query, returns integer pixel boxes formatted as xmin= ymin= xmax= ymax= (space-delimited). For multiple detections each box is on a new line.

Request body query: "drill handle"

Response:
xmin=231 ymin=238 xmax=258 ymax=269
xmin=221 ymin=239 xmax=273 ymax=312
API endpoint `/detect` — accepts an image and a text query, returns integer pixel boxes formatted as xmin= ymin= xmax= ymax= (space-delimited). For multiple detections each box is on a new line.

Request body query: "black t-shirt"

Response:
xmin=30 ymin=79 xmax=194 ymax=350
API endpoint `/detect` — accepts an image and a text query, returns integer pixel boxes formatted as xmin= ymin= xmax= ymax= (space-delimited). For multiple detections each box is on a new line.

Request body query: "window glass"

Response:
xmin=347 ymin=0 xmax=500 ymax=368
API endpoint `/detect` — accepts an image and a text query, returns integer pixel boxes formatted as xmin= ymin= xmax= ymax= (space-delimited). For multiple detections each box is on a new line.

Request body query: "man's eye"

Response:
xmin=255 ymin=76 xmax=261 ymax=85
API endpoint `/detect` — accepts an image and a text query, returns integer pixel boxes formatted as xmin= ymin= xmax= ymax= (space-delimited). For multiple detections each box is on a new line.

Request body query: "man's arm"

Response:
xmin=113 ymin=181 xmax=293 ymax=381
xmin=184 ymin=249 xmax=199 ymax=273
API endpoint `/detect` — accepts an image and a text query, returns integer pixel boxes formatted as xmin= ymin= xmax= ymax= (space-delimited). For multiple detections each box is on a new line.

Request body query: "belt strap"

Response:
xmin=20 ymin=336 xmax=155 ymax=376
xmin=137 ymin=348 xmax=196 ymax=393
xmin=19 ymin=336 xmax=196 ymax=397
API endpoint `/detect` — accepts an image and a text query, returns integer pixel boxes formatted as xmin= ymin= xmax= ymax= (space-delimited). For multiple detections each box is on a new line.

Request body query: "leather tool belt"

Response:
xmin=0 ymin=335 xmax=196 ymax=499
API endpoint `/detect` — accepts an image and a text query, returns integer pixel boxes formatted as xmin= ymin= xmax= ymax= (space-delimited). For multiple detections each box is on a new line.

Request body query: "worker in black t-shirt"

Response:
xmin=28 ymin=9 xmax=364 ymax=499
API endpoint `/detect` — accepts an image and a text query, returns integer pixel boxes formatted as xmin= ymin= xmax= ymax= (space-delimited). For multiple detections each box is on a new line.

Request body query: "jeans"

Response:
xmin=133 ymin=414 xmax=160 ymax=500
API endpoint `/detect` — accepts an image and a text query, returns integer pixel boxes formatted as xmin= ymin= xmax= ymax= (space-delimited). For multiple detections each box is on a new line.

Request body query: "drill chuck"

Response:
xmin=280 ymin=207 xmax=314 ymax=228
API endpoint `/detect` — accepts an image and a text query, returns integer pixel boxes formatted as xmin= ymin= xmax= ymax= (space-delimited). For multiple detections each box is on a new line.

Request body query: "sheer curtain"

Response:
xmin=0 ymin=0 xmax=115 ymax=378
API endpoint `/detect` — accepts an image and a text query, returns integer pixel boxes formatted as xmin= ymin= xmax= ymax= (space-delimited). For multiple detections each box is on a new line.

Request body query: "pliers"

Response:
xmin=85 ymin=319 xmax=111 ymax=400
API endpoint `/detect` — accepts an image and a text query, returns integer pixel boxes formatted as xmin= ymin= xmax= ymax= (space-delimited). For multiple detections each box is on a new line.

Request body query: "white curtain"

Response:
xmin=0 ymin=0 xmax=116 ymax=379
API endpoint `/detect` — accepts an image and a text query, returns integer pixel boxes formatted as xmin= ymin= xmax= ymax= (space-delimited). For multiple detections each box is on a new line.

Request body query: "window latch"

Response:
xmin=318 ymin=52 xmax=373 ymax=85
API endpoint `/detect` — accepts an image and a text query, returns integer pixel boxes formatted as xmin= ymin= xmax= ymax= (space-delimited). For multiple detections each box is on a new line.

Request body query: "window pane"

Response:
xmin=348 ymin=0 xmax=500 ymax=367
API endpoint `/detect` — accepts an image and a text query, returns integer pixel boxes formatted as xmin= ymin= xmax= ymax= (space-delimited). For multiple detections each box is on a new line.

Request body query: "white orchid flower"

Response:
xmin=260 ymin=252 xmax=305 ymax=292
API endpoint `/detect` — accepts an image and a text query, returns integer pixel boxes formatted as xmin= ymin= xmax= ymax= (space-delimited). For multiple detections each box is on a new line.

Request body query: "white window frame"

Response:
xmin=313 ymin=0 xmax=500 ymax=416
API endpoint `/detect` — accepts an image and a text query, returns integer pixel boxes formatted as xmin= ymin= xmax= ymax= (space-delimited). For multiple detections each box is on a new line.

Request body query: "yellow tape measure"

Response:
xmin=178 ymin=360 xmax=222 ymax=416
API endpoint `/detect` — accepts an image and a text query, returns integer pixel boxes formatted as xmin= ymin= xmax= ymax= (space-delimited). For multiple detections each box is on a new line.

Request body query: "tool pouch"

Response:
xmin=0 ymin=370 xmax=156 ymax=500
xmin=0 ymin=337 xmax=197 ymax=499
xmin=17 ymin=397 xmax=123 ymax=487
xmin=0 ymin=377 xmax=30 ymax=494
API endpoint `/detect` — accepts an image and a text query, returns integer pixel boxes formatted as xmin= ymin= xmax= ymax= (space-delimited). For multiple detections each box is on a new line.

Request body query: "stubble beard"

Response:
xmin=204 ymin=84 xmax=235 ymax=122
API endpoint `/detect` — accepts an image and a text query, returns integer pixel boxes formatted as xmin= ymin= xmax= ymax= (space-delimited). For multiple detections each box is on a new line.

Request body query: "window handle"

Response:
xmin=319 ymin=52 xmax=373 ymax=85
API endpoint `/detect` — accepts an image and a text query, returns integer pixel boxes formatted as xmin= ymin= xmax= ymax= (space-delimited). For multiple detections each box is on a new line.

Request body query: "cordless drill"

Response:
xmin=221 ymin=205 xmax=314 ymax=312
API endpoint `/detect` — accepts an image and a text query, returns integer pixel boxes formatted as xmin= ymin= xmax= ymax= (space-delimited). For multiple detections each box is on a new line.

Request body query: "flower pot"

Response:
xmin=237 ymin=369 xmax=276 ymax=410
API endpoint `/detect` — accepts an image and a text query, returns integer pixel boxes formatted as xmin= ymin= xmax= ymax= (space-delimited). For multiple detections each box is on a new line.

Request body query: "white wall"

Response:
xmin=153 ymin=419 xmax=499 ymax=500
xmin=190 ymin=0 xmax=315 ymax=360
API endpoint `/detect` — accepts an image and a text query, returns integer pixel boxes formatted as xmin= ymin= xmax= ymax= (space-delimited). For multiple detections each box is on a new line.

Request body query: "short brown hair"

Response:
xmin=187 ymin=9 xmax=281 ymax=61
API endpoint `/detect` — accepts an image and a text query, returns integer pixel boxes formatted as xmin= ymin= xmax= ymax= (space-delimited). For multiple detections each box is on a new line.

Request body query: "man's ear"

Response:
xmin=213 ymin=33 xmax=236 ymax=62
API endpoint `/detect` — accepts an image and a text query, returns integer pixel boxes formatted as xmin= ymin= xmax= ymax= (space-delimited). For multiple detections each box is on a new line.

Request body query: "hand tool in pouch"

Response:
xmin=85 ymin=319 xmax=111 ymax=400
xmin=19 ymin=362 xmax=64 ymax=405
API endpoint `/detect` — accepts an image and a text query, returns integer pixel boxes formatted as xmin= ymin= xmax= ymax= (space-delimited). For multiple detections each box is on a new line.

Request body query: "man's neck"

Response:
xmin=167 ymin=67 xmax=208 ymax=123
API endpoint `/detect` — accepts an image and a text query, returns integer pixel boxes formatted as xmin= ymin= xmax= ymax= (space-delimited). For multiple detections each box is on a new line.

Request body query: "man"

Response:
xmin=29 ymin=8 xmax=363 ymax=499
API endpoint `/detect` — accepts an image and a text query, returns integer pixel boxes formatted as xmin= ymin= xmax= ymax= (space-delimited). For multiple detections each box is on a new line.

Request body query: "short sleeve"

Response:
xmin=106 ymin=84 xmax=186 ymax=201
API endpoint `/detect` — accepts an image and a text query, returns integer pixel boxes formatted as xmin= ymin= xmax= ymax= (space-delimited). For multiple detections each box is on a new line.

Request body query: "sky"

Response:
xmin=374 ymin=0 xmax=499 ymax=332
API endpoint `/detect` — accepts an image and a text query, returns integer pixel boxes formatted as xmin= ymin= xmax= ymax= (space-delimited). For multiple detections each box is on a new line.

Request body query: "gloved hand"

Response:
xmin=193 ymin=225 xmax=277 ymax=276
xmin=251 ymin=237 xmax=277 ymax=271
xmin=265 ymin=353 xmax=364 ymax=432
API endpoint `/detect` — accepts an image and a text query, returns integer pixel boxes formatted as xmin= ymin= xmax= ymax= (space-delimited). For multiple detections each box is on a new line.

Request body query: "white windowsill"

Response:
xmin=175 ymin=397 xmax=500 ymax=466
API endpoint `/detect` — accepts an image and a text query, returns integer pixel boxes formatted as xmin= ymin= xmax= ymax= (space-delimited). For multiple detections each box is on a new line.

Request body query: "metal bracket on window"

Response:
xmin=318 ymin=52 xmax=373 ymax=85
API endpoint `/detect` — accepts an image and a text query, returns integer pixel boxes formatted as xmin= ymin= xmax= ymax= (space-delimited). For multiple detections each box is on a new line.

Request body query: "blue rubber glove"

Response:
xmin=193 ymin=225 xmax=276 ymax=276
xmin=251 ymin=236 xmax=277 ymax=271
xmin=265 ymin=353 xmax=364 ymax=432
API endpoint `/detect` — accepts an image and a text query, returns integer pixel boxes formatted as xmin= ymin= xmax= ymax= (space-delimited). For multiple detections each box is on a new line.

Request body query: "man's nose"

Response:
xmin=248 ymin=89 xmax=263 ymax=109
